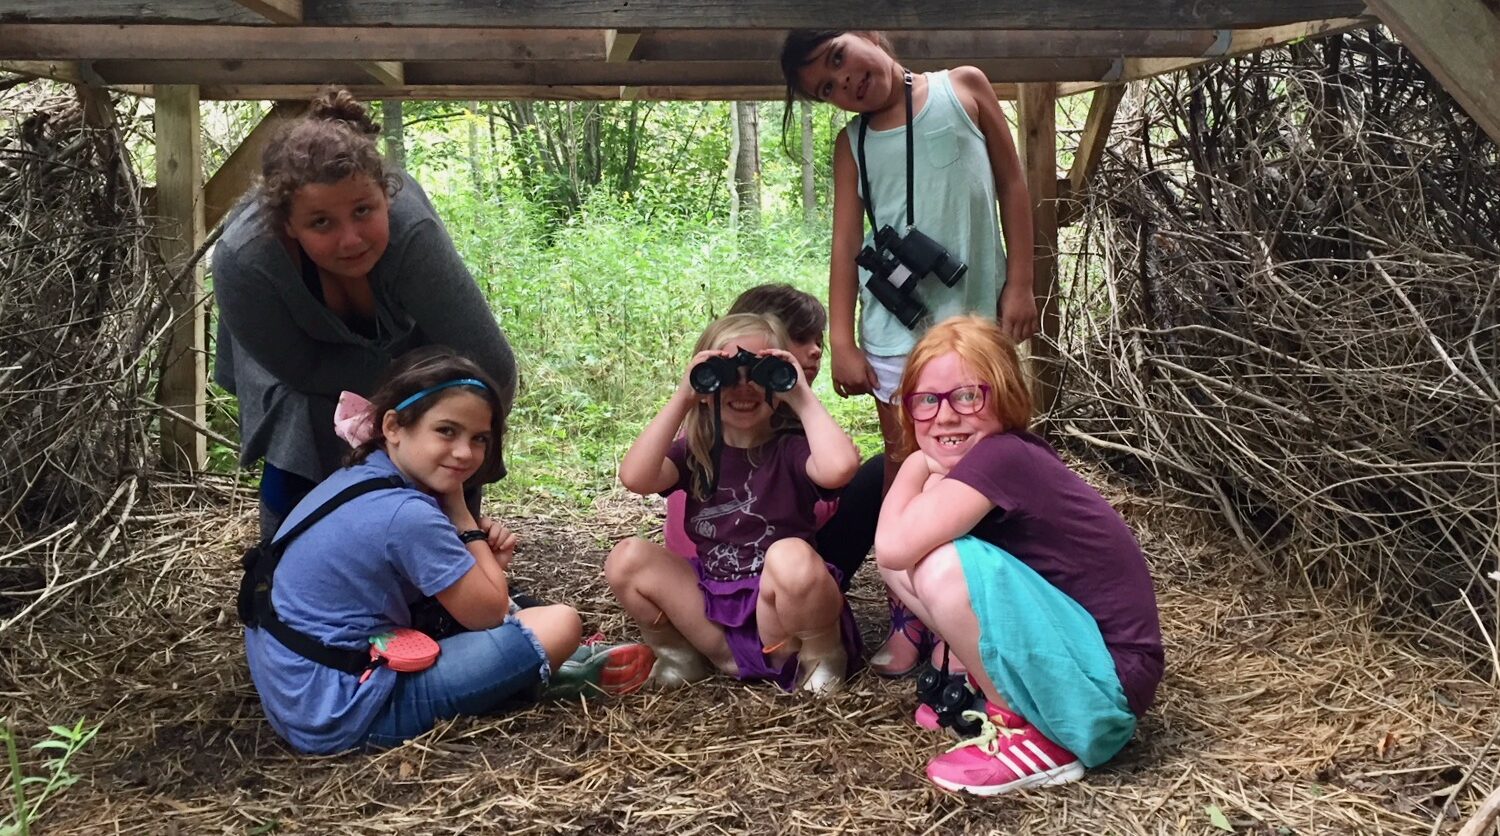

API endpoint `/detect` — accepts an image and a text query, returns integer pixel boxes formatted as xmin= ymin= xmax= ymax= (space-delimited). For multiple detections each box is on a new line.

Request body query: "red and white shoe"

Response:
xmin=925 ymin=710 xmax=1084 ymax=796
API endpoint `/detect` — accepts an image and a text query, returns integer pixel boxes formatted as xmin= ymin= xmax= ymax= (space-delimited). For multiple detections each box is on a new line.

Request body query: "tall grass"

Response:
xmin=432 ymin=189 xmax=882 ymax=508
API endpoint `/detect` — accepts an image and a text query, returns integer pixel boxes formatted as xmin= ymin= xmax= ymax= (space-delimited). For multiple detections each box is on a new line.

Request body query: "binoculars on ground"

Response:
xmin=689 ymin=348 xmax=797 ymax=400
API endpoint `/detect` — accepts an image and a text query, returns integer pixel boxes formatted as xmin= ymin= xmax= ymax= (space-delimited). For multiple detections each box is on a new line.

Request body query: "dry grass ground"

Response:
xmin=2 ymin=463 xmax=1496 ymax=835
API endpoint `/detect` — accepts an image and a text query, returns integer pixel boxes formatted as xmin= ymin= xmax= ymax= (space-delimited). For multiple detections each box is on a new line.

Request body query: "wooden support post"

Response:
xmin=1018 ymin=83 xmax=1061 ymax=422
xmin=203 ymin=100 xmax=306 ymax=229
xmin=356 ymin=61 xmax=404 ymax=87
xmin=605 ymin=29 xmax=642 ymax=63
xmin=1060 ymin=85 xmax=1124 ymax=226
xmin=153 ymin=85 xmax=207 ymax=471
xmin=232 ymin=0 xmax=302 ymax=24
xmin=1365 ymin=0 xmax=1500 ymax=146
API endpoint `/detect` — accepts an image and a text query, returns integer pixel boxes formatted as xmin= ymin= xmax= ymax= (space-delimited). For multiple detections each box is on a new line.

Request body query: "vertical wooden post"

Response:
xmin=153 ymin=85 xmax=207 ymax=471
xmin=1017 ymin=83 xmax=1061 ymax=422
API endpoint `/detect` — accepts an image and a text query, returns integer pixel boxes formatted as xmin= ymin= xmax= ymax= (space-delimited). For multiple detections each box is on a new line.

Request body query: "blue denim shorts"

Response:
xmin=360 ymin=615 xmax=550 ymax=748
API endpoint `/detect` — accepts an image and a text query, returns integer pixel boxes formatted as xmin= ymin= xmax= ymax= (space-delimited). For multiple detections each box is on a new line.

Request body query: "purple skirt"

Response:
xmin=691 ymin=558 xmax=864 ymax=691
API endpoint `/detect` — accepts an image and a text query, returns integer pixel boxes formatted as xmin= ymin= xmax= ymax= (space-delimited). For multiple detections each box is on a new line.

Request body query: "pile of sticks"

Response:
xmin=1057 ymin=30 xmax=1500 ymax=671
xmin=0 ymin=84 xmax=164 ymax=631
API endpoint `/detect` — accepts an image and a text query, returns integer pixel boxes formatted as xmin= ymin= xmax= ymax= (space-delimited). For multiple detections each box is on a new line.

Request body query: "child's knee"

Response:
xmin=604 ymin=537 xmax=655 ymax=590
xmin=910 ymin=544 xmax=965 ymax=602
xmin=763 ymin=539 xmax=827 ymax=590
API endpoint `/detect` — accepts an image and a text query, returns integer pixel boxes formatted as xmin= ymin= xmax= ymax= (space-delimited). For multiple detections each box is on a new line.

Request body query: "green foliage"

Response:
xmin=1 ymin=718 xmax=99 ymax=836
xmin=425 ymin=186 xmax=880 ymax=507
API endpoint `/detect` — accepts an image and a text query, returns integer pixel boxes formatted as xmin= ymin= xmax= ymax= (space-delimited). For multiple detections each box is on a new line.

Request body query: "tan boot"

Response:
xmin=793 ymin=626 xmax=848 ymax=695
xmin=639 ymin=624 xmax=714 ymax=689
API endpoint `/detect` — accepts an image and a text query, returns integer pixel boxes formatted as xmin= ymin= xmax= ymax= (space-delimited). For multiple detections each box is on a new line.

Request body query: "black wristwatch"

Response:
xmin=458 ymin=529 xmax=488 ymax=544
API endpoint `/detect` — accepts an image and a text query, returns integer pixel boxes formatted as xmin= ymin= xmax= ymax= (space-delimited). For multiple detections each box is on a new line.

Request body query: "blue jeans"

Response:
xmin=359 ymin=616 xmax=551 ymax=748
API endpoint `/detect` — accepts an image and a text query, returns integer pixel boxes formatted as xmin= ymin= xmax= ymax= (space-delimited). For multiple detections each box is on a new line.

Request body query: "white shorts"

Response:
xmin=865 ymin=351 xmax=909 ymax=405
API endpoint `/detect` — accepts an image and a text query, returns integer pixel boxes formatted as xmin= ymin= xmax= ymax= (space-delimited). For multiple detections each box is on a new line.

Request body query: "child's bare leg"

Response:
xmin=905 ymin=543 xmax=1008 ymax=710
xmin=875 ymin=399 xmax=903 ymax=491
xmin=512 ymin=604 xmax=584 ymax=671
xmin=605 ymin=537 xmax=734 ymax=682
xmin=758 ymin=538 xmax=847 ymax=693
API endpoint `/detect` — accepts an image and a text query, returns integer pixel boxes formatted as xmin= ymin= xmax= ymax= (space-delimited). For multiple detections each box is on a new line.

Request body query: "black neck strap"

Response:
xmin=857 ymin=69 xmax=916 ymax=233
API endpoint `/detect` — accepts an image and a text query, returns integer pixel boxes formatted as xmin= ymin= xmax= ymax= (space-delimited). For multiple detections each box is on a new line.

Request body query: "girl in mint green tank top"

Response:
xmin=780 ymin=30 xmax=1038 ymax=679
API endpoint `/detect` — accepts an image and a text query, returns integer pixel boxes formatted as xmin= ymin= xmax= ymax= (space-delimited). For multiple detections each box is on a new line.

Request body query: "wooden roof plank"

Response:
xmin=1365 ymin=0 xmax=1500 ymax=145
xmin=0 ymin=0 xmax=1371 ymax=29
xmin=86 ymin=58 xmax=1119 ymax=86
xmin=604 ymin=29 xmax=642 ymax=63
xmin=1058 ymin=16 xmax=1373 ymax=94
xmin=357 ymin=60 xmax=405 ymax=86
xmin=2 ymin=24 xmax=1321 ymax=62
xmin=194 ymin=82 xmax=1018 ymax=101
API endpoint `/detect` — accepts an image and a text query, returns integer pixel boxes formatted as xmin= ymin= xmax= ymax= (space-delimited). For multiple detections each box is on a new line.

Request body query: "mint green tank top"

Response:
xmin=846 ymin=70 xmax=1005 ymax=355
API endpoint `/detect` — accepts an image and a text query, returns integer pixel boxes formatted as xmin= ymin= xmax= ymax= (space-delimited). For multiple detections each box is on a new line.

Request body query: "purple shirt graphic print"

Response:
xmin=665 ymin=434 xmax=829 ymax=581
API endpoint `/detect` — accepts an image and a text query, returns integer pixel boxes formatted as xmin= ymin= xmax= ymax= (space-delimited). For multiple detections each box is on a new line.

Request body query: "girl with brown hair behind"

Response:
xmin=212 ymin=88 xmax=517 ymax=539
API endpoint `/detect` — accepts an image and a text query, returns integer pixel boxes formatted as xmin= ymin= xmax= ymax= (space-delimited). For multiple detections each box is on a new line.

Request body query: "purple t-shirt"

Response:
xmin=946 ymin=431 xmax=1164 ymax=716
xmin=665 ymin=434 xmax=830 ymax=581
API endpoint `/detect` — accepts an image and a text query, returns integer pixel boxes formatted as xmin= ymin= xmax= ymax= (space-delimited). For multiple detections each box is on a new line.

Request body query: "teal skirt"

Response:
xmin=954 ymin=535 xmax=1137 ymax=767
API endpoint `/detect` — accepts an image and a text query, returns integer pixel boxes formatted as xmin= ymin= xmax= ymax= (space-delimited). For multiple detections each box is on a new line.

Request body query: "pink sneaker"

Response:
xmin=925 ymin=711 xmax=1084 ymax=796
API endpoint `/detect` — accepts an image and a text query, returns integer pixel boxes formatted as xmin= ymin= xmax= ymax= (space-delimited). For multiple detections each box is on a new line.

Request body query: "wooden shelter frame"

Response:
xmin=2 ymin=1 xmax=1496 ymax=470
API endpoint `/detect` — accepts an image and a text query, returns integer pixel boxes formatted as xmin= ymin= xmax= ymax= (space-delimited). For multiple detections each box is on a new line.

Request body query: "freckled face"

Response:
xmin=283 ymin=174 xmax=390 ymax=283
xmin=907 ymin=352 xmax=1004 ymax=475
xmin=795 ymin=33 xmax=901 ymax=114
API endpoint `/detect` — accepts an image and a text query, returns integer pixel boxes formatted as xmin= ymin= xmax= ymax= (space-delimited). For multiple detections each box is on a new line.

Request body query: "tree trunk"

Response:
xmin=800 ymin=99 xmax=815 ymax=223
xmin=731 ymin=101 xmax=761 ymax=226
xmin=381 ymin=99 xmax=404 ymax=171
xmin=467 ymin=101 xmax=483 ymax=196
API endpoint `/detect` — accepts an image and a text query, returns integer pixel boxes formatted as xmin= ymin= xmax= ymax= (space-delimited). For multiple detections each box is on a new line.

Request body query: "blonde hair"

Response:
xmin=895 ymin=316 xmax=1032 ymax=457
xmin=683 ymin=313 xmax=797 ymax=500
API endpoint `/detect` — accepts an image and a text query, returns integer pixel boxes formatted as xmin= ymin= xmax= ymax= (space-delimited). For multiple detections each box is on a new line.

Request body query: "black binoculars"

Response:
xmin=856 ymin=224 xmax=969 ymax=329
xmin=915 ymin=660 xmax=986 ymax=737
xmin=689 ymin=348 xmax=797 ymax=402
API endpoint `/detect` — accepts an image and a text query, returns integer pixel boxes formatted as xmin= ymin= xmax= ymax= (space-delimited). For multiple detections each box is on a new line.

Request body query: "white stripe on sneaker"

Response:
xmin=1008 ymin=746 xmax=1039 ymax=773
xmin=995 ymin=750 xmax=1026 ymax=777
xmin=1024 ymin=740 xmax=1059 ymax=769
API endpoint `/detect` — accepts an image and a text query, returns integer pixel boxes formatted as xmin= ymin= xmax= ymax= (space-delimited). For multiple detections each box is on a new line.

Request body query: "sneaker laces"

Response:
xmin=947 ymin=710 xmax=1019 ymax=756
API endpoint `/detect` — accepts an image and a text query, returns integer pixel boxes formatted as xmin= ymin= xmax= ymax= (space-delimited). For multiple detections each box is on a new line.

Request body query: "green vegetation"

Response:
xmin=1 ymin=718 xmax=98 ymax=836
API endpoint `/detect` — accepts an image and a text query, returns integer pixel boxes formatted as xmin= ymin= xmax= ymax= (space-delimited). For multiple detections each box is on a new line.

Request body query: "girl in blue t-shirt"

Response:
xmin=779 ymin=30 xmax=1039 ymax=678
xmin=244 ymin=347 xmax=651 ymax=753
xmin=607 ymin=313 xmax=863 ymax=694
xmin=874 ymin=316 xmax=1163 ymax=796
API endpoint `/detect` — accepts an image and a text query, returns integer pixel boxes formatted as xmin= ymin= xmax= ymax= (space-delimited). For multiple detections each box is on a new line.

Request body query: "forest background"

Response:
xmin=124 ymin=95 xmax=1087 ymax=509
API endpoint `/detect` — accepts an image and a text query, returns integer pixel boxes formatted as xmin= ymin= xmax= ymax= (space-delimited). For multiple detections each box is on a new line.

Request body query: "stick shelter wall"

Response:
xmin=3 ymin=0 xmax=1494 ymax=470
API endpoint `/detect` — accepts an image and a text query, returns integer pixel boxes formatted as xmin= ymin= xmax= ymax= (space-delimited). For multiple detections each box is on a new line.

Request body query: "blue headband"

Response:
xmin=394 ymin=378 xmax=488 ymax=411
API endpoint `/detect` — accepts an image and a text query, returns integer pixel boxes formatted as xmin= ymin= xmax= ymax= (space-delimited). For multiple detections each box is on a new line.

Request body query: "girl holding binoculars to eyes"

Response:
xmin=606 ymin=313 xmax=863 ymax=694
xmin=874 ymin=316 xmax=1163 ymax=795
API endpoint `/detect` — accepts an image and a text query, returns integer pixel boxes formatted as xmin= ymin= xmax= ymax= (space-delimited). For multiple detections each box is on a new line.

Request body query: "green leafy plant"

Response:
xmin=1 ymin=718 xmax=99 ymax=836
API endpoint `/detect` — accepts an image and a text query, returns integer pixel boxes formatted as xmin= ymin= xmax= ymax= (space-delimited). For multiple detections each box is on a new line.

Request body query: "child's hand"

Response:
xmin=999 ymin=280 xmax=1039 ymax=343
xmin=478 ymin=515 xmax=517 ymax=570
xmin=831 ymin=348 xmax=878 ymax=398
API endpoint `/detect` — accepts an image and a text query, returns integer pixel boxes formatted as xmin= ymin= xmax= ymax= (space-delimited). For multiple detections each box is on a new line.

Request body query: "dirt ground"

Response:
xmin=2 ymin=464 xmax=1496 ymax=835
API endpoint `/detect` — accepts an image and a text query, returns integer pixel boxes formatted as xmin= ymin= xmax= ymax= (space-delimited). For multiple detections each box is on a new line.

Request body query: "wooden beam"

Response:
xmin=152 ymin=84 xmax=207 ymax=472
xmin=1059 ymin=85 xmax=1125 ymax=225
xmin=0 ymin=25 xmax=606 ymax=62
xmin=194 ymin=82 xmax=1021 ymax=101
xmin=1059 ymin=16 xmax=1373 ymax=95
xmin=1017 ymin=83 xmax=1062 ymax=421
xmin=231 ymin=0 xmax=301 ymax=24
xmin=604 ymin=29 xmax=641 ymax=63
xmin=203 ymin=101 xmax=307 ymax=230
xmin=88 ymin=58 xmax=1114 ymax=86
xmin=0 ymin=60 xmax=89 ymax=84
xmin=1365 ymin=0 xmax=1500 ymax=146
xmin=357 ymin=61 xmax=404 ymax=87
xmin=0 ymin=0 xmax=1372 ymax=29
xmin=2 ymin=24 xmax=1345 ymax=63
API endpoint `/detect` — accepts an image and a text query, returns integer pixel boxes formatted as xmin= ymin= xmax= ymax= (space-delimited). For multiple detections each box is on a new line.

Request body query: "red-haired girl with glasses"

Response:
xmin=874 ymin=315 xmax=1163 ymax=796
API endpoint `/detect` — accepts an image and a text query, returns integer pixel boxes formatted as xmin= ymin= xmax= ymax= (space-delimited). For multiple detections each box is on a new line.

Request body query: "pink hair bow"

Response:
xmin=334 ymin=390 xmax=378 ymax=447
